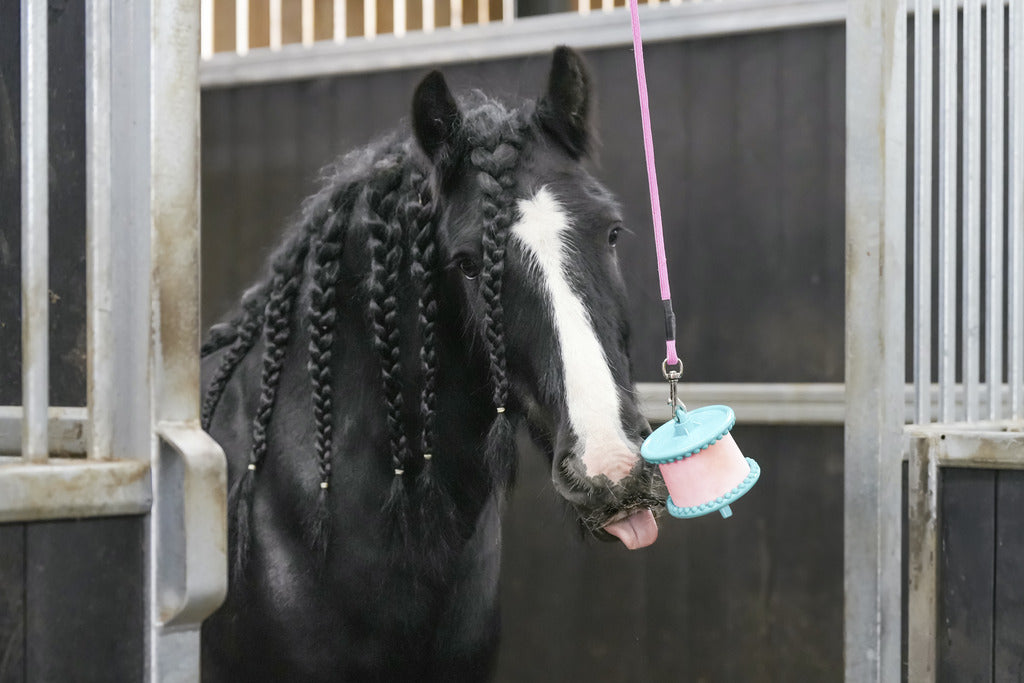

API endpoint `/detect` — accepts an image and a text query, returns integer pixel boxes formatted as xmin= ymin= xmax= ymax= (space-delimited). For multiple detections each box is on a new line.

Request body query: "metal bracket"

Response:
xmin=154 ymin=421 xmax=227 ymax=628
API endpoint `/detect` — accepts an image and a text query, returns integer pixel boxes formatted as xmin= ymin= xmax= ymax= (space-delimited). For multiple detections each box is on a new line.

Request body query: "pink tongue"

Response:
xmin=603 ymin=509 xmax=659 ymax=550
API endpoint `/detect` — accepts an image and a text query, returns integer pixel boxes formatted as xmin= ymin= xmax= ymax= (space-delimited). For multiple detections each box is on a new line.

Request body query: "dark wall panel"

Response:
xmin=994 ymin=470 xmax=1024 ymax=683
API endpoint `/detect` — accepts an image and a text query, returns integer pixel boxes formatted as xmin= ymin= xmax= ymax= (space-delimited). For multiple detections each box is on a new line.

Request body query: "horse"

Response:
xmin=199 ymin=46 xmax=666 ymax=682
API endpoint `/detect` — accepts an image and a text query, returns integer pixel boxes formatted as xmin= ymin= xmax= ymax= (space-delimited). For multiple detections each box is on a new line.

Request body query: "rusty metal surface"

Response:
xmin=906 ymin=435 xmax=940 ymax=683
xmin=0 ymin=457 xmax=151 ymax=522
xmin=904 ymin=423 xmax=1024 ymax=470
xmin=0 ymin=406 xmax=88 ymax=455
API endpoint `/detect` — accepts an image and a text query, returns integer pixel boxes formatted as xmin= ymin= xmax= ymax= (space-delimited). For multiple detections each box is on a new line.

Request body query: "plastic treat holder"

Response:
xmin=641 ymin=405 xmax=760 ymax=519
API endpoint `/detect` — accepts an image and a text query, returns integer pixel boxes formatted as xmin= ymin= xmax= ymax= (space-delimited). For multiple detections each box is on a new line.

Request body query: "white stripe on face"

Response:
xmin=511 ymin=188 xmax=637 ymax=484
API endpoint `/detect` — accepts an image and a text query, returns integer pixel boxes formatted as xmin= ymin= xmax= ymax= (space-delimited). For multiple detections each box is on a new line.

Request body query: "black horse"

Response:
xmin=200 ymin=47 xmax=665 ymax=682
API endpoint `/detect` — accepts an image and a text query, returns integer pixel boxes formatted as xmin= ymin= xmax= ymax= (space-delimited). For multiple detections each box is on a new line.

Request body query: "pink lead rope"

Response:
xmin=627 ymin=0 xmax=680 ymax=371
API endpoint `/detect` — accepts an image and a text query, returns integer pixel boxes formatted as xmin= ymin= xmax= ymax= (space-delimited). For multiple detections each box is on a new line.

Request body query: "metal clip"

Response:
xmin=661 ymin=359 xmax=684 ymax=421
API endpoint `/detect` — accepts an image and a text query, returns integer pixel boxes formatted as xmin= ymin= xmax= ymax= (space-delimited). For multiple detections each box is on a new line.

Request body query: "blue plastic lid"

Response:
xmin=640 ymin=405 xmax=736 ymax=465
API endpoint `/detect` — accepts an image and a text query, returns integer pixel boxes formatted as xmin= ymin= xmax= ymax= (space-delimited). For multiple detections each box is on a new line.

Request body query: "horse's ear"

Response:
xmin=536 ymin=46 xmax=592 ymax=159
xmin=412 ymin=70 xmax=462 ymax=164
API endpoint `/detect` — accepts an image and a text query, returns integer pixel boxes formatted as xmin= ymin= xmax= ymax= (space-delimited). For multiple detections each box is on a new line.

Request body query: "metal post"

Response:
xmin=395 ymin=0 xmax=407 ymax=35
xmin=424 ymin=0 xmax=435 ymax=31
xmin=450 ymin=0 xmax=462 ymax=28
xmin=986 ymin=0 xmax=1005 ymax=420
xmin=365 ymin=0 xmax=377 ymax=38
xmin=303 ymin=0 xmax=315 ymax=44
xmin=938 ymin=0 xmax=957 ymax=422
xmin=906 ymin=436 xmax=939 ymax=682
xmin=913 ymin=0 xmax=933 ymax=424
xmin=236 ymin=0 xmax=249 ymax=55
xmin=962 ymin=0 xmax=981 ymax=421
xmin=845 ymin=0 xmax=906 ymax=682
xmin=1010 ymin=0 xmax=1024 ymax=419
xmin=201 ymin=0 xmax=214 ymax=58
xmin=271 ymin=0 xmax=283 ymax=50
xmin=334 ymin=0 xmax=347 ymax=41
xmin=87 ymin=0 xmax=114 ymax=460
xmin=21 ymin=0 xmax=50 ymax=464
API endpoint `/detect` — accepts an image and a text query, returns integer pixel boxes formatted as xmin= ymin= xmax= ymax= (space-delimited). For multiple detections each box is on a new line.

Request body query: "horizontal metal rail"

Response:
xmin=200 ymin=0 xmax=845 ymax=87
xmin=0 ymin=457 xmax=152 ymax=523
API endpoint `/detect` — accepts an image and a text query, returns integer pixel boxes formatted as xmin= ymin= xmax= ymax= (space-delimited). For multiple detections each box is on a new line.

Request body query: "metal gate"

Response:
xmin=846 ymin=0 xmax=1024 ymax=681
xmin=0 ymin=1 xmax=226 ymax=680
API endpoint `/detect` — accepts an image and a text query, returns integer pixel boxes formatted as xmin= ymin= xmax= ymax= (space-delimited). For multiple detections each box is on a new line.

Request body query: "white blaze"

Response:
xmin=511 ymin=188 xmax=637 ymax=484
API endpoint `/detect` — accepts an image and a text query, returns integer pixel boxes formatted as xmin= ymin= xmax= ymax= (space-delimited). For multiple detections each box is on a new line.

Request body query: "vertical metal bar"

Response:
xmin=423 ymin=0 xmax=435 ymax=32
xmin=478 ymin=0 xmax=488 ymax=24
xmin=364 ymin=0 xmax=376 ymax=38
xmin=938 ymin=0 xmax=958 ymax=422
xmin=1010 ymin=0 xmax=1024 ymax=419
xmin=986 ymin=0 xmax=1005 ymax=420
xmin=578 ymin=0 xmax=590 ymax=16
xmin=394 ymin=0 xmax=406 ymax=35
xmin=302 ymin=0 xmax=315 ymax=44
xmin=914 ymin=0 xmax=934 ymax=424
xmin=907 ymin=436 xmax=940 ymax=683
xmin=450 ymin=0 xmax=462 ymax=28
xmin=962 ymin=0 xmax=981 ymax=421
xmin=502 ymin=0 xmax=513 ymax=23
xmin=601 ymin=0 xmax=613 ymax=12
xmin=21 ymin=0 xmax=50 ymax=464
xmin=236 ymin=0 xmax=249 ymax=55
xmin=845 ymin=0 xmax=906 ymax=681
xmin=270 ymin=0 xmax=283 ymax=50
xmin=201 ymin=0 xmax=214 ymax=58
xmin=333 ymin=0 xmax=347 ymax=41
xmin=87 ymin=0 xmax=113 ymax=460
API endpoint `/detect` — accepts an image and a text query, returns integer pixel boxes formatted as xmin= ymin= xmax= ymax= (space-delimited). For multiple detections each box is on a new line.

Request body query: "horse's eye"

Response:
xmin=457 ymin=258 xmax=482 ymax=280
xmin=608 ymin=226 xmax=622 ymax=247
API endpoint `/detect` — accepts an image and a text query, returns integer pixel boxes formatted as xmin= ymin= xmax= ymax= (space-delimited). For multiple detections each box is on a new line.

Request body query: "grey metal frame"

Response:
xmin=4 ymin=0 xmax=227 ymax=680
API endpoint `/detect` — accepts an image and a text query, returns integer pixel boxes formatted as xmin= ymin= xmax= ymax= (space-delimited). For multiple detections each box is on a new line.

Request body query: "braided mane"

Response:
xmin=201 ymin=95 xmax=529 ymax=576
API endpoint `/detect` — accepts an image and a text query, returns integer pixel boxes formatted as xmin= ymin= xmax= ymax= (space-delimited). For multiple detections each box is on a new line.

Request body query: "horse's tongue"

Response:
xmin=603 ymin=509 xmax=658 ymax=550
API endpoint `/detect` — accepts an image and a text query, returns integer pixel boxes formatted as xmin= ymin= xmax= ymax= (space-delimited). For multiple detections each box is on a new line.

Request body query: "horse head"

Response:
xmin=412 ymin=47 xmax=665 ymax=549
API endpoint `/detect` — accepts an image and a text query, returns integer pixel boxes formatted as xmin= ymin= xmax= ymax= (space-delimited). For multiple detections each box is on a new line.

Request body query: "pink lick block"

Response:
xmin=658 ymin=432 xmax=750 ymax=509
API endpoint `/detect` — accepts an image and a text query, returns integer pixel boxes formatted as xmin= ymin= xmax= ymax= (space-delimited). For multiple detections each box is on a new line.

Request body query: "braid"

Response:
xmin=200 ymin=287 xmax=266 ymax=431
xmin=365 ymin=165 xmax=413 ymax=538
xmin=471 ymin=138 xmax=522 ymax=487
xmin=305 ymin=187 xmax=358 ymax=556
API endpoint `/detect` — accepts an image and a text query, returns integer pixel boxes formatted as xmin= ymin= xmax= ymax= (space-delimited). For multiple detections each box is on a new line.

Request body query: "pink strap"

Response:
xmin=627 ymin=0 xmax=679 ymax=368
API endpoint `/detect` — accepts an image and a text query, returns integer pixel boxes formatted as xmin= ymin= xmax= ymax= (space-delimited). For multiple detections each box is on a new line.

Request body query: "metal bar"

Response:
xmin=201 ymin=0 xmax=214 ymax=57
xmin=578 ymin=0 xmax=590 ymax=16
xmin=602 ymin=0 xmax=614 ymax=12
xmin=845 ymin=1 xmax=906 ymax=681
xmin=478 ymin=0 xmax=489 ymax=24
xmin=271 ymin=0 xmax=283 ymax=50
xmin=365 ymin=0 xmax=377 ymax=38
xmin=906 ymin=435 xmax=939 ymax=683
xmin=303 ymin=0 xmax=316 ymax=44
xmin=21 ymin=0 xmax=49 ymax=464
xmin=87 ymin=0 xmax=114 ymax=461
xmin=395 ymin=0 xmax=407 ymax=35
xmin=503 ymin=0 xmax=513 ymax=23
xmin=0 ymin=406 xmax=89 ymax=455
xmin=424 ymin=0 xmax=436 ymax=31
xmin=905 ymin=424 xmax=1024 ymax=468
xmin=237 ymin=0 xmax=250 ymax=55
xmin=914 ymin=0 xmax=934 ymax=424
xmin=334 ymin=0 xmax=347 ymax=41
xmin=987 ymin=0 xmax=1005 ymax=420
xmin=938 ymin=0 xmax=958 ymax=422
xmin=1010 ymin=0 xmax=1024 ymax=419
xmin=150 ymin=0 xmax=227 ymax=677
xmin=200 ymin=0 xmax=848 ymax=87
xmin=0 ymin=458 xmax=152 ymax=523
xmin=963 ymin=0 xmax=981 ymax=421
